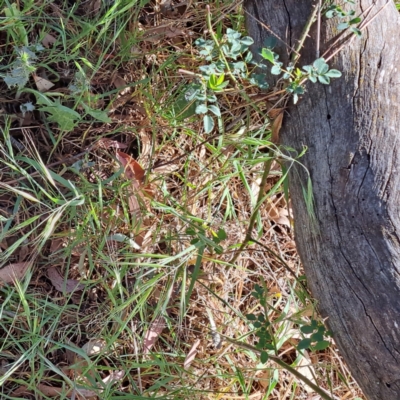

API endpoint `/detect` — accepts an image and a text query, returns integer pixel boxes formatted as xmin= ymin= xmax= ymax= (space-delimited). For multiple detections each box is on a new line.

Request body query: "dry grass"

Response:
xmin=0 ymin=0 xmax=365 ymax=399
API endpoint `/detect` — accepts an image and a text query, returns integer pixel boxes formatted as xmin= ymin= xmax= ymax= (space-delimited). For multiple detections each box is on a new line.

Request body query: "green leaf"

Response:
xmin=40 ymin=101 xmax=81 ymax=131
xmin=300 ymin=325 xmax=315 ymax=334
xmin=249 ymin=73 xmax=269 ymax=89
xmin=203 ymin=115 xmax=214 ymax=133
xmin=297 ymin=338 xmax=312 ymax=350
xmin=271 ymin=65 xmax=282 ymax=75
xmin=195 ymin=104 xmax=208 ymax=114
xmin=350 ymin=27 xmax=362 ymax=37
xmin=216 ymin=73 xmax=225 ymax=85
xmin=260 ymin=351 xmax=269 ymax=364
xmin=337 ymin=22 xmax=349 ymax=30
xmin=312 ymin=340 xmax=330 ymax=351
xmin=263 ymin=36 xmax=277 ymax=49
xmin=261 ymin=48 xmax=275 ymax=63
xmin=247 ymin=313 xmax=257 ymax=321
xmin=310 ymin=319 xmax=318 ymax=328
xmin=318 ymin=75 xmax=330 ymax=85
xmin=82 ymin=103 xmax=111 ymax=123
xmin=4 ymin=62 xmax=31 ymax=89
xmin=240 ymin=36 xmax=254 ymax=46
xmin=349 ymin=17 xmax=361 ymax=25
xmin=208 ymin=105 xmax=221 ymax=117
xmin=311 ymin=332 xmax=324 ymax=342
xmin=313 ymin=58 xmax=328 ymax=74
xmin=325 ymin=69 xmax=342 ymax=78
xmin=217 ymin=228 xmax=227 ymax=240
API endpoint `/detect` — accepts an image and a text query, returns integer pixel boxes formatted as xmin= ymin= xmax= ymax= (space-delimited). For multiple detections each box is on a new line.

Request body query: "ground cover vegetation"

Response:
xmin=0 ymin=0 xmax=371 ymax=398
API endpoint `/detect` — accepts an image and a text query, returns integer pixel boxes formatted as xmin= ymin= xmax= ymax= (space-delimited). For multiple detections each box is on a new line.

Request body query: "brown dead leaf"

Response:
xmin=265 ymin=199 xmax=291 ymax=227
xmin=111 ymin=73 xmax=126 ymax=88
xmin=268 ymin=108 xmax=284 ymax=144
xmin=143 ymin=25 xmax=186 ymax=42
xmin=47 ymin=266 xmax=85 ymax=293
xmin=42 ymin=33 xmax=57 ymax=48
xmin=0 ymin=262 xmax=31 ymax=284
xmin=116 ymin=151 xmax=145 ymax=184
xmin=33 ymin=74 xmax=54 ymax=92
xmin=257 ymin=369 xmax=274 ymax=389
xmin=143 ymin=316 xmax=166 ymax=354
xmin=183 ymin=339 xmax=200 ymax=369
xmin=138 ymin=130 xmax=152 ymax=163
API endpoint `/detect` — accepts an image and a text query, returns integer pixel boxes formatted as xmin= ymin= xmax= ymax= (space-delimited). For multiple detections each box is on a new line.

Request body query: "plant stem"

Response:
xmin=229 ymin=157 xmax=273 ymax=265
xmin=220 ymin=334 xmax=335 ymax=400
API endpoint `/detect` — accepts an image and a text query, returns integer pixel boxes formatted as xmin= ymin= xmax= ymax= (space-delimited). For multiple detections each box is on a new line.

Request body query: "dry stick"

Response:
xmin=243 ymin=9 xmax=298 ymax=56
xmin=220 ymin=334 xmax=335 ymax=400
xmin=316 ymin=0 xmax=322 ymax=58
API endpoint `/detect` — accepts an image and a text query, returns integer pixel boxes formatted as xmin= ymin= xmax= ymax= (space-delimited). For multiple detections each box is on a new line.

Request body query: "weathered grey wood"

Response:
xmin=244 ymin=0 xmax=400 ymax=398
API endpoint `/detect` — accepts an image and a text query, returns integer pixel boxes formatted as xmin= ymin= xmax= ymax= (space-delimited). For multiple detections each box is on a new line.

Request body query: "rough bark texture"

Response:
xmin=244 ymin=1 xmax=400 ymax=399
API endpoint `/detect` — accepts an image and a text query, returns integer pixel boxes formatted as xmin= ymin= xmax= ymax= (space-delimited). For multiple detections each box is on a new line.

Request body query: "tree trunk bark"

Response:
xmin=244 ymin=0 xmax=400 ymax=398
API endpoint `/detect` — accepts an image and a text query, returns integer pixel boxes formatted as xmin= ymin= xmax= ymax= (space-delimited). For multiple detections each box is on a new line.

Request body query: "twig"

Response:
xmin=243 ymin=9 xmax=298 ymax=56
xmin=316 ymin=0 xmax=322 ymax=58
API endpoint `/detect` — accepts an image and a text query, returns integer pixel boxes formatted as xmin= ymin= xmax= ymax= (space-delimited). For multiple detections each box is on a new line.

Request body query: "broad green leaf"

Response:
xmin=311 ymin=332 xmax=324 ymax=342
xmin=203 ymin=115 xmax=214 ymax=133
xmin=217 ymin=228 xmax=227 ymax=240
xmin=318 ymin=75 xmax=330 ymax=85
xmin=297 ymin=338 xmax=312 ymax=350
xmin=312 ymin=340 xmax=330 ymax=350
xmin=349 ymin=17 xmax=361 ymax=25
xmin=337 ymin=22 xmax=349 ymax=30
xmin=208 ymin=105 xmax=221 ymax=117
xmin=240 ymin=36 xmax=254 ymax=46
xmin=271 ymin=65 xmax=282 ymax=75
xmin=261 ymin=48 xmax=275 ymax=64
xmin=260 ymin=351 xmax=269 ymax=363
xmin=263 ymin=36 xmax=277 ymax=49
xmin=40 ymin=102 xmax=81 ymax=132
xmin=82 ymin=103 xmax=111 ymax=123
xmin=351 ymin=27 xmax=362 ymax=37
xmin=325 ymin=69 xmax=342 ymax=78
xmin=300 ymin=325 xmax=315 ymax=334
xmin=313 ymin=58 xmax=328 ymax=74
xmin=195 ymin=104 xmax=208 ymax=114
